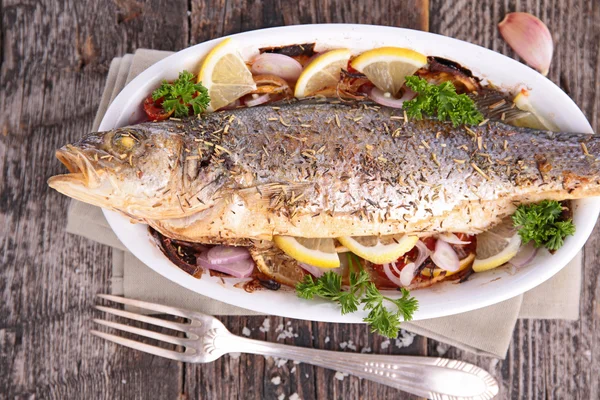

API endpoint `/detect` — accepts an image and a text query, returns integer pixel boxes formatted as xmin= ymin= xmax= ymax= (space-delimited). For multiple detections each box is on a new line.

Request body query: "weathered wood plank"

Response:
xmin=0 ymin=0 xmax=189 ymax=398
xmin=429 ymin=0 xmax=600 ymax=399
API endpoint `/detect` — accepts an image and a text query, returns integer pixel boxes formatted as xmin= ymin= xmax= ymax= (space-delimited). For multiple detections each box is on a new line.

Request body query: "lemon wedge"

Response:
xmin=421 ymin=253 xmax=476 ymax=278
xmin=198 ymin=38 xmax=256 ymax=111
xmin=350 ymin=47 xmax=427 ymax=96
xmin=294 ymin=48 xmax=352 ymax=98
xmin=337 ymin=235 xmax=419 ymax=264
xmin=472 ymin=218 xmax=521 ymax=272
xmin=273 ymin=236 xmax=340 ymax=268
xmin=512 ymin=91 xmax=559 ymax=131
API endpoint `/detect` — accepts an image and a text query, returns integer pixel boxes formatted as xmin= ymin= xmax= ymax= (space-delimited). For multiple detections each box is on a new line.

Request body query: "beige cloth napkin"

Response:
xmin=67 ymin=49 xmax=581 ymax=359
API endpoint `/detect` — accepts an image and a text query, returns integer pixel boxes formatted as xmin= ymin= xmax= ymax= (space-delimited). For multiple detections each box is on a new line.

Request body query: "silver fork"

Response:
xmin=92 ymin=294 xmax=499 ymax=399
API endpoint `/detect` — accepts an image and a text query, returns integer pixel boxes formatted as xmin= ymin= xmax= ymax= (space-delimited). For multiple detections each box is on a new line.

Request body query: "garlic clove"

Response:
xmin=498 ymin=12 xmax=553 ymax=76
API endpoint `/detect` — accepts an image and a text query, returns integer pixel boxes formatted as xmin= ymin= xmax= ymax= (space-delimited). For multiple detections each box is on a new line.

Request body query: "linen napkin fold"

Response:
xmin=66 ymin=49 xmax=581 ymax=359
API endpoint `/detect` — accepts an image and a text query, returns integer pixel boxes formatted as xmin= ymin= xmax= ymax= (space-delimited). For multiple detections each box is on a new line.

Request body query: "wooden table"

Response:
xmin=2 ymin=0 xmax=599 ymax=398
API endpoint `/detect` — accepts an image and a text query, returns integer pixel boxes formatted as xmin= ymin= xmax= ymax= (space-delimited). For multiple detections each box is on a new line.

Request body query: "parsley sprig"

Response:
xmin=403 ymin=76 xmax=484 ymax=127
xmin=296 ymin=254 xmax=418 ymax=338
xmin=152 ymin=71 xmax=210 ymax=118
xmin=512 ymin=200 xmax=575 ymax=251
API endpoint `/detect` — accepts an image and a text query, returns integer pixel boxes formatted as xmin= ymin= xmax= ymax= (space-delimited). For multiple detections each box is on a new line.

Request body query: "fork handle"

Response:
xmin=217 ymin=334 xmax=498 ymax=399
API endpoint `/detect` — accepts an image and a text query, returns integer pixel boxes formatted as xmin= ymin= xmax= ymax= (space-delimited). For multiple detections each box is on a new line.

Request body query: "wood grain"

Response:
xmin=1 ymin=0 xmax=599 ymax=399
xmin=0 ymin=0 xmax=188 ymax=398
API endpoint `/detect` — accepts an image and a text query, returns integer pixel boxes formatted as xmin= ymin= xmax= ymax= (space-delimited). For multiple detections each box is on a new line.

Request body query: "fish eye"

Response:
xmin=103 ymin=128 xmax=146 ymax=159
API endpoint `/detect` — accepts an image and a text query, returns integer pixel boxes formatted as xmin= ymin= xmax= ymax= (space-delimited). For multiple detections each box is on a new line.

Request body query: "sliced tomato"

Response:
xmin=143 ymin=95 xmax=173 ymax=121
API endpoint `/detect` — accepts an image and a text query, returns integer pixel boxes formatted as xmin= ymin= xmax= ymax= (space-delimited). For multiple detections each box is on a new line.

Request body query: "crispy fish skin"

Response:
xmin=49 ymin=101 xmax=600 ymax=241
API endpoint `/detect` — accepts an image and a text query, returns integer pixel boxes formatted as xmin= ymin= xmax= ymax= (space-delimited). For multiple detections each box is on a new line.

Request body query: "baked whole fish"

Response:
xmin=48 ymin=101 xmax=600 ymax=242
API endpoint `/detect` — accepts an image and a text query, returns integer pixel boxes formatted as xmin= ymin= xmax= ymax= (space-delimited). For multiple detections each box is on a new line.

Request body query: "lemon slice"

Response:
xmin=350 ymin=47 xmax=427 ymax=96
xmin=472 ymin=218 xmax=522 ymax=272
xmin=273 ymin=236 xmax=340 ymax=268
xmin=198 ymin=38 xmax=256 ymax=111
xmin=512 ymin=91 xmax=559 ymax=131
xmin=337 ymin=235 xmax=419 ymax=264
xmin=421 ymin=253 xmax=476 ymax=278
xmin=294 ymin=48 xmax=352 ymax=98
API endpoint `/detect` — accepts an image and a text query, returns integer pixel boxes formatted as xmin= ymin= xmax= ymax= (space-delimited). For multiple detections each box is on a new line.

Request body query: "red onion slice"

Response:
xmin=245 ymin=94 xmax=270 ymax=107
xmin=207 ymin=246 xmax=251 ymax=265
xmin=508 ymin=243 xmax=538 ymax=268
xmin=197 ymin=252 xmax=254 ymax=278
xmin=221 ymin=99 xmax=241 ymax=110
xmin=368 ymin=87 xmax=416 ymax=108
xmin=299 ymin=262 xmax=325 ymax=278
xmin=400 ymin=262 xmax=417 ymax=287
xmin=382 ymin=263 xmax=403 ymax=287
xmin=299 ymin=262 xmax=344 ymax=278
xmin=431 ymin=240 xmax=460 ymax=272
xmin=414 ymin=240 xmax=432 ymax=269
xmin=438 ymin=233 xmax=471 ymax=245
xmin=251 ymin=53 xmax=303 ymax=81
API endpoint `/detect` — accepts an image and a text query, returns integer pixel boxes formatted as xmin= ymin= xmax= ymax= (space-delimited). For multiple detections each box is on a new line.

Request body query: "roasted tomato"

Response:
xmin=143 ymin=95 xmax=173 ymax=121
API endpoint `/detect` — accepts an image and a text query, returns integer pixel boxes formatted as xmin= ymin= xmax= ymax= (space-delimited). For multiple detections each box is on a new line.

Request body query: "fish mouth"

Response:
xmin=53 ymin=147 xmax=101 ymax=187
xmin=48 ymin=147 xmax=106 ymax=206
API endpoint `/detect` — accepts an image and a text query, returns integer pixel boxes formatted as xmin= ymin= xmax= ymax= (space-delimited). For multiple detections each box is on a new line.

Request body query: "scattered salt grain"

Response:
xmin=380 ymin=339 xmax=390 ymax=350
xmin=394 ymin=330 xmax=415 ymax=348
xmin=334 ymin=371 xmax=348 ymax=381
xmin=259 ymin=318 xmax=271 ymax=333
xmin=275 ymin=358 xmax=288 ymax=368
xmin=436 ymin=343 xmax=449 ymax=356
xmin=305 ymin=373 xmax=309 ymax=378
xmin=277 ymin=326 xmax=297 ymax=341
xmin=121 ymin=379 xmax=127 ymax=384
xmin=324 ymin=337 xmax=330 ymax=344
xmin=271 ymin=376 xmax=281 ymax=385
xmin=289 ymin=393 xmax=300 ymax=400
xmin=242 ymin=327 xmax=251 ymax=337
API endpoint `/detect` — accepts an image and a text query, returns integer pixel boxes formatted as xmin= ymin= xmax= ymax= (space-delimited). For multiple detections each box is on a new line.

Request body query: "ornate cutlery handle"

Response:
xmin=214 ymin=332 xmax=498 ymax=399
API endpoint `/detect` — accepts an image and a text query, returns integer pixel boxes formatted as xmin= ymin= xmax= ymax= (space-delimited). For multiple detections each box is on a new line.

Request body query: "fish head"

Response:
xmin=48 ymin=125 xmax=199 ymax=219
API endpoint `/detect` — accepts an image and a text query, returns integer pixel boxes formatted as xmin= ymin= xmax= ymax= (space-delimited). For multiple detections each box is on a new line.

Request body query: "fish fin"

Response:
xmin=470 ymin=89 xmax=529 ymax=122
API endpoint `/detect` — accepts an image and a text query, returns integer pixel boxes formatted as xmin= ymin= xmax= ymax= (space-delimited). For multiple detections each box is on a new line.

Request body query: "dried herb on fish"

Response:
xmin=403 ymin=76 xmax=484 ymax=126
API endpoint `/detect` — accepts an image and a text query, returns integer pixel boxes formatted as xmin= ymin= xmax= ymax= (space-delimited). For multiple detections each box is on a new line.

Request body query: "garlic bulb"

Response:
xmin=498 ymin=12 xmax=553 ymax=76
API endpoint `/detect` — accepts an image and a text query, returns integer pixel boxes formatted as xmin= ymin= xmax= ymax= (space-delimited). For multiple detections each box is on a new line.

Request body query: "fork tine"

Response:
xmin=95 ymin=306 xmax=189 ymax=332
xmin=90 ymin=330 xmax=190 ymax=362
xmin=97 ymin=294 xmax=202 ymax=319
xmin=93 ymin=319 xmax=197 ymax=346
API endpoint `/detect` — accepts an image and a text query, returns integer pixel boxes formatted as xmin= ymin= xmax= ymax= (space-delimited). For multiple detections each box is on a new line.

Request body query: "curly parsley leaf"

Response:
xmin=403 ymin=76 xmax=483 ymax=127
xmin=512 ymin=200 xmax=575 ymax=251
xmin=295 ymin=255 xmax=419 ymax=338
xmin=151 ymin=70 xmax=210 ymax=118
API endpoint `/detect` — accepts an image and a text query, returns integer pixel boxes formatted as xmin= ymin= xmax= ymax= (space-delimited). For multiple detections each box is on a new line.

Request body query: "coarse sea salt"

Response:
xmin=334 ymin=371 xmax=348 ymax=381
xmin=259 ymin=317 xmax=271 ymax=333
